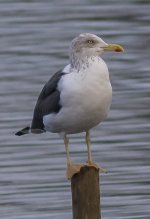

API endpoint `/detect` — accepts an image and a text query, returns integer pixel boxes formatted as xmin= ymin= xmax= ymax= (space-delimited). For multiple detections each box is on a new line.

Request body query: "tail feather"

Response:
xmin=15 ymin=127 xmax=30 ymax=136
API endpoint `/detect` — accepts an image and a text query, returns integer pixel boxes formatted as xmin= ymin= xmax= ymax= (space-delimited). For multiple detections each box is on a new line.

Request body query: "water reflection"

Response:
xmin=0 ymin=1 xmax=150 ymax=219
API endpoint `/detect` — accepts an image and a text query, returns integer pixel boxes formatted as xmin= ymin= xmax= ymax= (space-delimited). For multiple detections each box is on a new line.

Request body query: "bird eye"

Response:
xmin=87 ymin=40 xmax=94 ymax=44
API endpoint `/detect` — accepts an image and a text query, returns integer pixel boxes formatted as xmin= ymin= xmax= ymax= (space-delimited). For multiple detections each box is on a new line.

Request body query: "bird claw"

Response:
xmin=66 ymin=161 xmax=107 ymax=179
xmin=86 ymin=160 xmax=107 ymax=173
xmin=66 ymin=163 xmax=83 ymax=180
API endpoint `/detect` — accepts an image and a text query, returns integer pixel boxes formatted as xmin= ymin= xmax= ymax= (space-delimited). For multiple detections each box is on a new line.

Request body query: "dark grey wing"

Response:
xmin=31 ymin=70 xmax=65 ymax=133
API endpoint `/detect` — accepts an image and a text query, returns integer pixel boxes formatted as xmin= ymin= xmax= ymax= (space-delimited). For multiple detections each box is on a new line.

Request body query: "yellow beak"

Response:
xmin=103 ymin=44 xmax=124 ymax=52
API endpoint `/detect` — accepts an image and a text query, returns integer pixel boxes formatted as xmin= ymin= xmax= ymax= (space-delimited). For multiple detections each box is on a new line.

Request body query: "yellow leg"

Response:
xmin=85 ymin=130 xmax=107 ymax=173
xmin=85 ymin=130 xmax=92 ymax=164
xmin=64 ymin=134 xmax=71 ymax=165
xmin=64 ymin=134 xmax=83 ymax=179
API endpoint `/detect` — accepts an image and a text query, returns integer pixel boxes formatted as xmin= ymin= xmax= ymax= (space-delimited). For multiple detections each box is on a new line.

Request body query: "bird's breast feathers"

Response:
xmin=44 ymin=58 xmax=112 ymax=133
xmin=59 ymin=58 xmax=112 ymax=112
xmin=60 ymin=60 xmax=111 ymax=123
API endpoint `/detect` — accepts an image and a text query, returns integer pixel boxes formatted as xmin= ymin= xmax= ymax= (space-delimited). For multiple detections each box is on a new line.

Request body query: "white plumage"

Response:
xmin=43 ymin=57 xmax=112 ymax=134
xmin=16 ymin=33 xmax=124 ymax=178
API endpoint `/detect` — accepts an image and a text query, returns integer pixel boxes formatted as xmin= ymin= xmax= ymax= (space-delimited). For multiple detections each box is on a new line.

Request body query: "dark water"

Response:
xmin=0 ymin=1 xmax=150 ymax=218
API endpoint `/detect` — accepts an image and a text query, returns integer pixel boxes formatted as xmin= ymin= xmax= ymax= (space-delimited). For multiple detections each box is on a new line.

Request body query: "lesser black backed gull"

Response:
xmin=15 ymin=33 xmax=124 ymax=178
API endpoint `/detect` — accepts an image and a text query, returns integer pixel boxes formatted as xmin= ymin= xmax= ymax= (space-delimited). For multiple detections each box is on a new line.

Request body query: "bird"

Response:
xmin=15 ymin=33 xmax=124 ymax=179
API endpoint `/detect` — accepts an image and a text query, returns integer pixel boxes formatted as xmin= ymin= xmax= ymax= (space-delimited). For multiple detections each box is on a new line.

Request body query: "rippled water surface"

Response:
xmin=0 ymin=1 xmax=150 ymax=219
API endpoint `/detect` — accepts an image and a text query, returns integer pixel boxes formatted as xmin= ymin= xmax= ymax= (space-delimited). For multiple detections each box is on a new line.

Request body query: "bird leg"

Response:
xmin=85 ymin=130 xmax=107 ymax=173
xmin=64 ymin=134 xmax=83 ymax=179
xmin=86 ymin=130 xmax=92 ymax=164
xmin=64 ymin=134 xmax=71 ymax=165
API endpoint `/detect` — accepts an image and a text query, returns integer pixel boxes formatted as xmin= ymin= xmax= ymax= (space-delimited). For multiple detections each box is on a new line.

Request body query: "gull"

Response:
xmin=16 ymin=33 xmax=124 ymax=179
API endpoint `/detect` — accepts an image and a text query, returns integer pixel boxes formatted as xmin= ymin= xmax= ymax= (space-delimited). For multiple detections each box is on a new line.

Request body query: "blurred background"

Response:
xmin=0 ymin=0 xmax=150 ymax=218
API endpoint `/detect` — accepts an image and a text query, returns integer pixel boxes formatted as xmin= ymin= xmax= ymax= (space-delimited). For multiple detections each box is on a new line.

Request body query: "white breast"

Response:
xmin=43 ymin=57 xmax=112 ymax=134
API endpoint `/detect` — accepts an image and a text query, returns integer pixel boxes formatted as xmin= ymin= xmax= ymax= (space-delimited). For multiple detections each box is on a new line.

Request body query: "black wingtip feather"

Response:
xmin=15 ymin=127 xmax=30 ymax=136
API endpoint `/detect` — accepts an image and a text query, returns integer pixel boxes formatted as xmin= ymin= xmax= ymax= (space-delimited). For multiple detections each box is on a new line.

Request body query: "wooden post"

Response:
xmin=71 ymin=166 xmax=101 ymax=219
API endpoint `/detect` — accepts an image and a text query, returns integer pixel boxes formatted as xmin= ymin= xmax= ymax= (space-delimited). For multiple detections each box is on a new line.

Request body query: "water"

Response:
xmin=0 ymin=1 xmax=150 ymax=218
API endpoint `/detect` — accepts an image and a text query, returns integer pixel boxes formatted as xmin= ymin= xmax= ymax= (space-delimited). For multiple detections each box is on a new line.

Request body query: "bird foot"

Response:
xmin=67 ymin=163 xmax=83 ymax=180
xmin=66 ymin=161 xmax=107 ymax=179
xmin=86 ymin=160 xmax=107 ymax=173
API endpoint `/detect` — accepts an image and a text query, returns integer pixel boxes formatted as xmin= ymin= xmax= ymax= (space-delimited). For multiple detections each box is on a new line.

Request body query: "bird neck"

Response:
xmin=70 ymin=53 xmax=100 ymax=72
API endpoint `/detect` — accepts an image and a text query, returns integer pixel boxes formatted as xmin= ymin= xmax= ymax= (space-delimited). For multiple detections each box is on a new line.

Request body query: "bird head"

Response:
xmin=70 ymin=33 xmax=124 ymax=58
